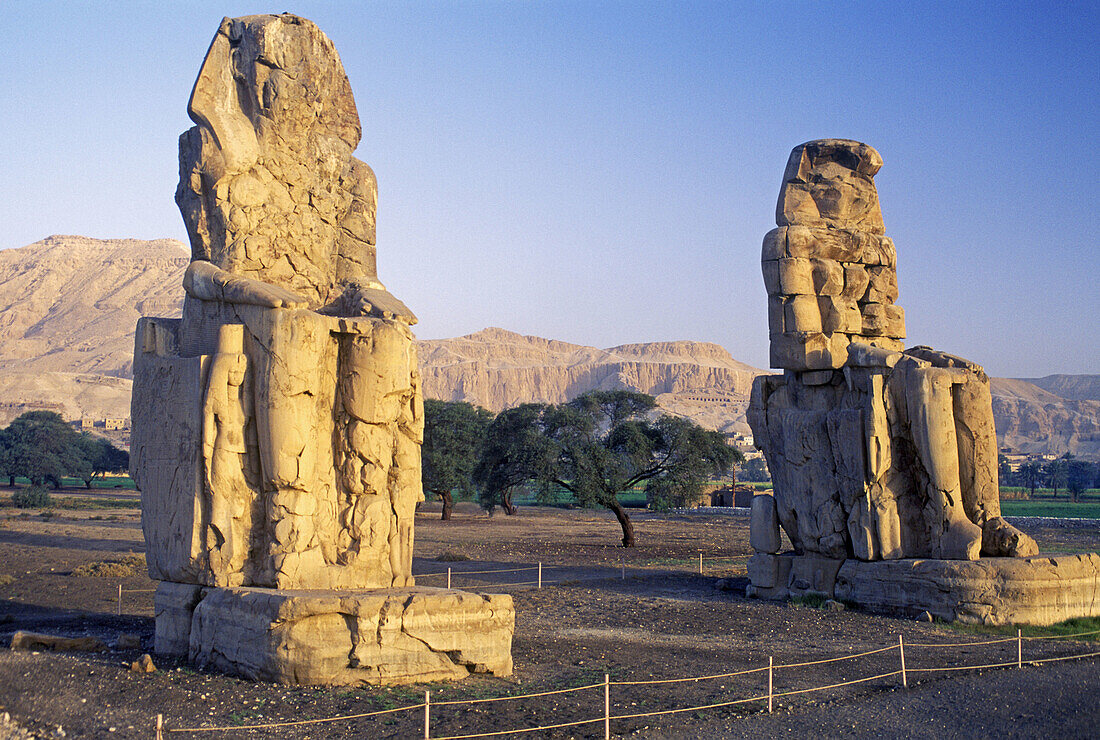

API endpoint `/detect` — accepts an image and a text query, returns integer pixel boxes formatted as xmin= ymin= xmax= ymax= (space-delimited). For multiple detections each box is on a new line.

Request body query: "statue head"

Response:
xmin=177 ymin=14 xmax=379 ymax=310
xmin=762 ymin=140 xmax=904 ymax=372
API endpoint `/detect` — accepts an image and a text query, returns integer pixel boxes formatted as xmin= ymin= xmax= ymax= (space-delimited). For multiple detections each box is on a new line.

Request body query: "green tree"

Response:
xmin=475 ymin=404 xmax=555 ymax=516
xmin=1066 ymin=459 xmax=1094 ymax=503
xmin=739 ymin=456 xmax=771 ymax=483
xmin=1019 ymin=460 xmax=1043 ymax=498
xmin=3 ymin=411 xmax=89 ymax=488
xmin=77 ymin=434 xmax=130 ymax=489
xmin=477 ymin=391 xmax=738 ymax=547
xmin=1043 ymin=456 xmax=1069 ymax=498
xmin=422 ymin=400 xmax=493 ymax=520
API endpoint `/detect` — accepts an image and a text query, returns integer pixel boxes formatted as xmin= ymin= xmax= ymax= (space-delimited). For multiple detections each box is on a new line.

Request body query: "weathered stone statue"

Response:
xmin=132 ymin=14 xmax=513 ymax=684
xmin=746 ymin=140 xmax=1100 ymax=624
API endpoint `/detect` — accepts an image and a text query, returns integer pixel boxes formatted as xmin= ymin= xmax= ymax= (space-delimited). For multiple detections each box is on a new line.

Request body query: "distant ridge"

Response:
xmin=0 ymin=235 xmax=1095 ymax=458
xmin=418 ymin=328 xmax=762 ymax=434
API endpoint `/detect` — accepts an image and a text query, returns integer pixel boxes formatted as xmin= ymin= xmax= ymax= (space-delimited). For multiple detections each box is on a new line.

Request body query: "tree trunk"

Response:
xmin=440 ymin=490 xmax=453 ymax=520
xmin=501 ymin=490 xmax=517 ymax=516
xmin=607 ymin=499 xmax=636 ymax=547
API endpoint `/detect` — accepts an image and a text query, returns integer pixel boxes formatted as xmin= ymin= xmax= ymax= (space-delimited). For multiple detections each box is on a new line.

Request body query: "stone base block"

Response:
xmin=155 ymin=584 xmax=514 ymax=685
xmin=788 ymin=554 xmax=845 ymax=598
xmin=834 ymin=553 xmax=1100 ymax=626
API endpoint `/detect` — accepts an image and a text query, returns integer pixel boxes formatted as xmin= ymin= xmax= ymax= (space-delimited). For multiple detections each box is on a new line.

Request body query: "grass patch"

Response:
xmin=941 ymin=615 xmax=1100 ymax=642
xmin=435 ymin=550 xmax=471 ymax=562
xmin=71 ymin=554 xmax=145 ymax=578
xmin=1001 ymin=500 xmax=1100 ymax=519
xmin=11 ymin=487 xmax=52 ymax=509
xmin=790 ymin=593 xmax=828 ymax=609
xmin=52 ymin=497 xmax=139 ymax=510
xmin=0 ymin=575 xmax=15 ymax=587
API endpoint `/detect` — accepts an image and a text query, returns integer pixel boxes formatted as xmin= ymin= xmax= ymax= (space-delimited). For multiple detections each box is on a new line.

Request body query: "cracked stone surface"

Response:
xmin=743 ymin=141 xmax=1098 ymax=624
xmin=131 ymin=13 xmax=513 ymax=684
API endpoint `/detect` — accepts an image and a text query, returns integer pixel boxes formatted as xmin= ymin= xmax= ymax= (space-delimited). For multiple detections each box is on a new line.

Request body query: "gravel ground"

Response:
xmin=0 ymin=500 xmax=1097 ymax=738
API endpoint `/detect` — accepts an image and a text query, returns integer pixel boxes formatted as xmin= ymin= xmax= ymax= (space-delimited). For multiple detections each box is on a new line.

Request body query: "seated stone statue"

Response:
xmin=134 ymin=14 xmax=424 ymax=590
xmin=749 ymin=139 xmax=1036 ymax=562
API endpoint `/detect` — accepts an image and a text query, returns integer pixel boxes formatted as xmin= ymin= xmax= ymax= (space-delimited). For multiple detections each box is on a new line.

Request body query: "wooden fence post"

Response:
xmin=424 ymin=690 xmax=430 ymax=739
xmin=117 ymin=584 xmax=122 ymax=616
xmin=698 ymin=552 xmax=703 ymax=575
xmin=604 ymin=673 xmax=610 ymax=740
xmin=1017 ymin=629 xmax=1022 ymax=668
xmin=768 ymin=656 xmax=773 ymax=713
xmin=155 ymin=714 xmax=163 ymax=740
xmin=447 ymin=567 xmax=451 ymax=590
xmin=899 ymin=635 xmax=907 ymax=688
xmin=538 ymin=562 xmax=542 ymax=589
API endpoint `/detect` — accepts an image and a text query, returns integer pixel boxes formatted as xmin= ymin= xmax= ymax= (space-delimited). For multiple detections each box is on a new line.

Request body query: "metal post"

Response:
xmin=538 ymin=562 xmax=542 ymax=589
xmin=603 ymin=673 xmax=610 ymax=740
xmin=424 ymin=690 xmax=430 ymax=739
xmin=621 ymin=564 xmax=625 ymax=580
xmin=447 ymin=567 xmax=451 ymax=590
xmin=767 ymin=656 xmax=773 ymax=713
xmin=899 ymin=635 xmax=907 ymax=688
xmin=1017 ymin=629 xmax=1022 ymax=668
xmin=117 ymin=584 xmax=122 ymax=616
xmin=155 ymin=714 xmax=163 ymax=740
xmin=698 ymin=552 xmax=703 ymax=575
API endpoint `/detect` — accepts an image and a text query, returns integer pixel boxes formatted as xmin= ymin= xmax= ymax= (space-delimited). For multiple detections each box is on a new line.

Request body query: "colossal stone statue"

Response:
xmin=746 ymin=140 xmax=1100 ymax=625
xmin=132 ymin=14 xmax=513 ymax=685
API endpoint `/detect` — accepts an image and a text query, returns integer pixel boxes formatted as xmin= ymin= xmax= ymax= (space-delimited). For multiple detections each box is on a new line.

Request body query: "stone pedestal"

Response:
xmin=747 ymin=551 xmax=1100 ymax=626
xmin=155 ymin=583 xmax=514 ymax=685
xmin=835 ymin=553 xmax=1100 ymax=626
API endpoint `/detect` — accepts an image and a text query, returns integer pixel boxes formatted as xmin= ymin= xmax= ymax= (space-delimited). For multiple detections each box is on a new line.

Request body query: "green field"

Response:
xmin=7 ymin=476 xmax=135 ymax=490
xmin=1000 ymin=500 xmax=1100 ymax=519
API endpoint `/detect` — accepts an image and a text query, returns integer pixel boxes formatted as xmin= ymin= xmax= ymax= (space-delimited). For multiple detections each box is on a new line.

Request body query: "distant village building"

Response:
xmin=104 ymin=418 xmax=127 ymax=431
xmin=81 ymin=418 xmax=95 ymax=429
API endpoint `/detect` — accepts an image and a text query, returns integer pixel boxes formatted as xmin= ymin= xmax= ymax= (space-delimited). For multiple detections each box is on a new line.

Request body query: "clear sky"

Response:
xmin=2 ymin=1 xmax=1097 ymax=377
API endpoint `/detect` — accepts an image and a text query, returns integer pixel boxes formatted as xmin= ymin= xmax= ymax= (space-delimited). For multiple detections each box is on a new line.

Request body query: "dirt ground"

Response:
xmin=1 ymin=493 xmax=1099 ymax=739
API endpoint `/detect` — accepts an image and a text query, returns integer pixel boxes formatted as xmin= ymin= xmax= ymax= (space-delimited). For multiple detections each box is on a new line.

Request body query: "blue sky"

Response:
xmin=1 ymin=1 xmax=1097 ymax=377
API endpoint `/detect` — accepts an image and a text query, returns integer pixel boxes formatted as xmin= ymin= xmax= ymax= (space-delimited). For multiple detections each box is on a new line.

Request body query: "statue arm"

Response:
xmin=184 ymin=261 xmax=309 ymax=309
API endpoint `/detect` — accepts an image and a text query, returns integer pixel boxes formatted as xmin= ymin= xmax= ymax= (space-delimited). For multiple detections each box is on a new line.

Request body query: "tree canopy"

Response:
xmin=475 ymin=391 xmax=741 ymax=546
xmin=0 ymin=411 xmax=129 ymax=488
xmin=422 ymin=400 xmax=494 ymax=520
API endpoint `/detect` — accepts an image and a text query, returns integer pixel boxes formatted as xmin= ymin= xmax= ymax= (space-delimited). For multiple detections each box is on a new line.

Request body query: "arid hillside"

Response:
xmin=0 ymin=235 xmax=1095 ymax=457
xmin=419 ymin=328 xmax=762 ymax=433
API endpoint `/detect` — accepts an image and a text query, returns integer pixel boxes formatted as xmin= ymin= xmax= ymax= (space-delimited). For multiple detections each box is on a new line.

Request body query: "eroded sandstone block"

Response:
xmin=761 ymin=139 xmax=904 ymax=374
xmin=187 ymin=587 xmax=514 ymax=685
xmin=834 ymin=554 xmax=1100 ymax=625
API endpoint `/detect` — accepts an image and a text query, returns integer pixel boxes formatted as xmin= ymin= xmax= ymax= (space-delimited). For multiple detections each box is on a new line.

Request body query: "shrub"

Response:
xmin=11 ymin=486 xmax=52 ymax=509
xmin=71 ymin=554 xmax=146 ymax=578
xmin=435 ymin=550 xmax=471 ymax=562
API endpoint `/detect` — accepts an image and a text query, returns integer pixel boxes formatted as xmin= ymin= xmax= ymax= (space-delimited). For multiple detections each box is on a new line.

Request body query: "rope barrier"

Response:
xmin=612 ymin=665 xmax=768 ymax=686
xmin=1023 ymin=627 xmax=1100 ymax=640
xmin=156 ymin=641 xmax=1100 ymax=735
xmin=430 ymin=716 xmax=603 ymax=739
xmin=430 ymin=681 xmax=605 ymax=707
xmin=166 ymin=703 xmax=423 ymax=732
xmin=907 ymin=636 xmax=1018 ymax=648
xmin=773 ymin=644 xmax=899 ymax=669
xmin=417 ymin=566 xmax=541 ymax=577
xmin=908 ymin=660 xmax=1018 ymax=674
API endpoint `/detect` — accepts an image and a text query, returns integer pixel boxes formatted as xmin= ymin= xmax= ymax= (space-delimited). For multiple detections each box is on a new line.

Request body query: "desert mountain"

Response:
xmin=418 ymin=328 xmax=762 ymax=434
xmin=0 ymin=235 xmax=1095 ymax=458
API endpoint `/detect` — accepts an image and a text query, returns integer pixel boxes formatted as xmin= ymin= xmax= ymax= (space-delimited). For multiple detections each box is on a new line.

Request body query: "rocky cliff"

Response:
xmin=0 ymin=235 xmax=1095 ymax=458
xmin=418 ymin=328 xmax=762 ymax=433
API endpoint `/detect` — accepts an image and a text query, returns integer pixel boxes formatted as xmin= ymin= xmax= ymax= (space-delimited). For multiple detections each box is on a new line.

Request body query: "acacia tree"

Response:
xmin=475 ymin=404 xmax=555 ymax=516
xmin=476 ymin=391 xmax=739 ymax=546
xmin=78 ymin=434 xmax=130 ymax=489
xmin=421 ymin=400 xmax=493 ymax=520
xmin=3 ymin=411 xmax=88 ymax=487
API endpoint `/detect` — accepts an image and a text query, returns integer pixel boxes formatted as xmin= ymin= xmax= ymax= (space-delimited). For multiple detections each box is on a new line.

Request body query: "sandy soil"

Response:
xmin=0 ymin=496 xmax=1098 ymax=738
